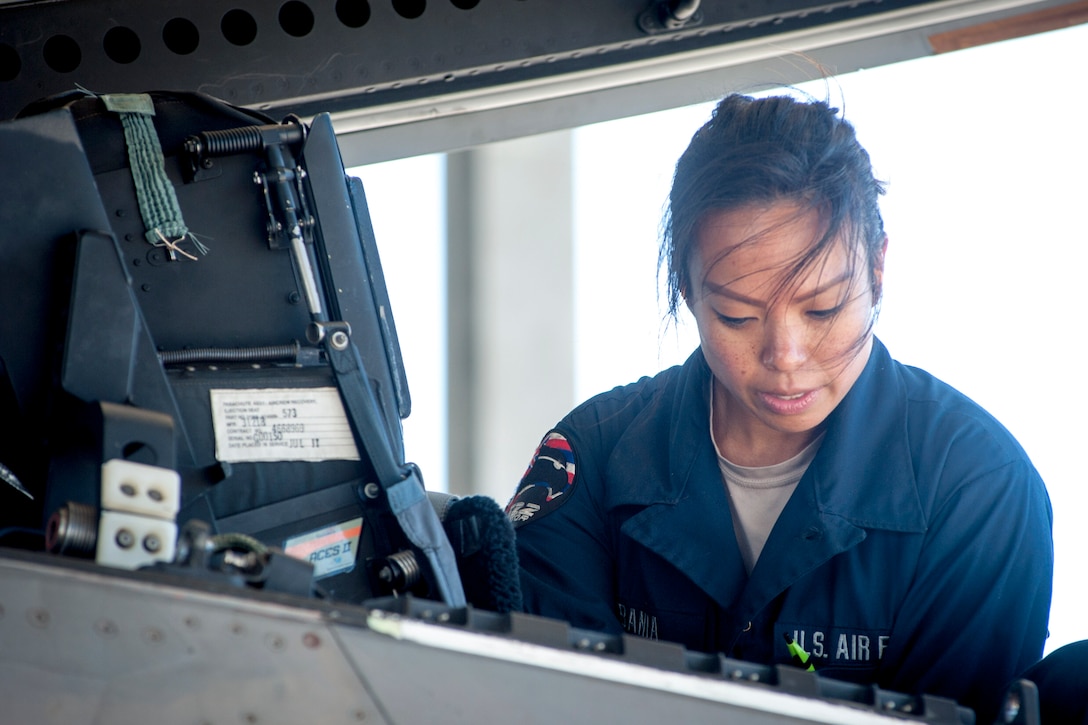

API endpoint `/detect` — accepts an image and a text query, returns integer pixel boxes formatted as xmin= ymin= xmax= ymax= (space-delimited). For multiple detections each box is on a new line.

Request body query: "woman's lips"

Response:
xmin=758 ymin=388 xmax=819 ymax=415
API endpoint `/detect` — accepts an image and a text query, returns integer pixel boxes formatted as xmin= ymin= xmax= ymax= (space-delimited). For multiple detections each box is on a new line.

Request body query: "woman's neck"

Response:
xmin=711 ymin=383 xmax=824 ymax=467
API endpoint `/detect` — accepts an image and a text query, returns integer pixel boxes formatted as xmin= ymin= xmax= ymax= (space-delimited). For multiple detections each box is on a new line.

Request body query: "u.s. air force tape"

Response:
xmin=505 ymin=431 xmax=576 ymax=529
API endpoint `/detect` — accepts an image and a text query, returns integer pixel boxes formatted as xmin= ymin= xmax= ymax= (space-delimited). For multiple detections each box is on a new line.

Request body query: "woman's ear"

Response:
xmin=871 ymin=235 xmax=888 ymax=302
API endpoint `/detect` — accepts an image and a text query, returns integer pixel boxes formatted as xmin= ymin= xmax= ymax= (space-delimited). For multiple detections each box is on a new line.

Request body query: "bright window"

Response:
xmin=347 ymin=155 xmax=448 ymax=493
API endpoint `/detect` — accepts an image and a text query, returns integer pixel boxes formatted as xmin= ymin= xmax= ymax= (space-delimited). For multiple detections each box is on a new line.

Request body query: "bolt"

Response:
xmin=363 ymin=482 xmax=381 ymax=499
xmin=330 ymin=331 xmax=349 ymax=350
xmin=143 ymin=534 xmax=161 ymax=553
xmin=115 ymin=528 xmax=135 ymax=549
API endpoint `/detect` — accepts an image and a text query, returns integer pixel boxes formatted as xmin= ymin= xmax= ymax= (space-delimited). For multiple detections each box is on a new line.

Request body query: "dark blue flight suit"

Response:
xmin=507 ymin=339 xmax=1053 ymax=725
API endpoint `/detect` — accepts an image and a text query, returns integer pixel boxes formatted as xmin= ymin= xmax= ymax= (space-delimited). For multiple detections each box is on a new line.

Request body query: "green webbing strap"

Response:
xmin=101 ymin=93 xmax=201 ymax=256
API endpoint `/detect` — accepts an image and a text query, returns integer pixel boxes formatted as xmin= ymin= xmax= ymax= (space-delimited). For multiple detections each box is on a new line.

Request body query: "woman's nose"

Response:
xmin=761 ymin=317 xmax=807 ymax=371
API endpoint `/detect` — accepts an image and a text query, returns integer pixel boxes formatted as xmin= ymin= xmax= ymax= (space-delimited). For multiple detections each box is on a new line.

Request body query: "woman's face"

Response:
xmin=686 ymin=201 xmax=883 ymax=466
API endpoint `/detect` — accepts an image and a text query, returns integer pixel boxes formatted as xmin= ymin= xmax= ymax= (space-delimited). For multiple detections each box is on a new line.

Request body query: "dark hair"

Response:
xmin=660 ymin=93 xmax=886 ymax=319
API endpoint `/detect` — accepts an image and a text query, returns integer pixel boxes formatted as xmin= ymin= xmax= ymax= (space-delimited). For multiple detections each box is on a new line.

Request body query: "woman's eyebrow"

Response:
xmin=705 ymin=271 xmax=854 ymax=306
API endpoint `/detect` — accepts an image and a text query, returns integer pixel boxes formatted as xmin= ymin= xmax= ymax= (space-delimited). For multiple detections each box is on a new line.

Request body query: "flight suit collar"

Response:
xmin=807 ymin=337 xmax=925 ymax=533
xmin=606 ymin=348 xmax=745 ymax=607
xmin=605 ymin=338 xmax=925 ymax=613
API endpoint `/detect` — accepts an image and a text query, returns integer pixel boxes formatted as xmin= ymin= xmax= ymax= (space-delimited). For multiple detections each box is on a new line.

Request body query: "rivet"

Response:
xmin=94 ymin=619 xmax=118 ymax=637
xmin=27 ymin=608 xmax=50 ymax=628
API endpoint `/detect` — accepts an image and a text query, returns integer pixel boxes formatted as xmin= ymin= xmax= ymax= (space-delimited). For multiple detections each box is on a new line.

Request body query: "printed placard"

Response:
xmin=209 ymin=387 xmax=360 ymax=462
xmin=283 ymin=517 xmax=364 ymax=579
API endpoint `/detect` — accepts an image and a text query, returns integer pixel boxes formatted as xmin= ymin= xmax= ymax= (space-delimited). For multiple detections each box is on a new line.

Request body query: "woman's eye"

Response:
xmin=807 ymin=305 xmax=843 ymax=320
xmin=716 ymin=313 xmax=751 ymax=327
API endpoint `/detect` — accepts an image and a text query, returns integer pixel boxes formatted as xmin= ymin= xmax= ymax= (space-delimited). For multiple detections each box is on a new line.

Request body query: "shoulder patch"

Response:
xmin=505 ymin=431 xmax=576 ymax=529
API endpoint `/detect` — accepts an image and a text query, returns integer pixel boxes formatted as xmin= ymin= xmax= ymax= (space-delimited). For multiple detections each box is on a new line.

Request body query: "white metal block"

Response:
xmin=95 ymin=510 xmax=177 ymax=570
xmin=100 ymin=459 xmax=180 ymax=520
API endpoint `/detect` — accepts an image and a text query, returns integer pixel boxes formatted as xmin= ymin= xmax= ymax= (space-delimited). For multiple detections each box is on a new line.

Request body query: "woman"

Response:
xmin=506 ymin=93 xmax=1053 ymax=723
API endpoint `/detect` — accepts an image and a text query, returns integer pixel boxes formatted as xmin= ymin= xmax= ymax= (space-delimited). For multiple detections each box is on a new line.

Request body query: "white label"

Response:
xmin=209 ymin=387 xmax=360 ymax=462
xmin=283 ymin=517 xmax=364 ymax=579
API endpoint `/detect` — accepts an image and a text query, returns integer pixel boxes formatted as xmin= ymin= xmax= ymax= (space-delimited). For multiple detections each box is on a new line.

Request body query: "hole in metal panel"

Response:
xmin=336 ymin=0 xmax=371 ymax=28
xmin=103 ymin=26 xmax=142 ymax=64
xmin=221 ymin=9 xmax=259 ymax=46
xmin=43 ymin=34 xmax=81 ymax=73
xmin=279 ymin=1 xmax=316 ymax=37
xmin=163 ymin=17 xmax=200 ymax=55
xmin=393 ymin=0 xmax=426 ymax=20
xmin=0 ymin=44 xmax=20 ymax=81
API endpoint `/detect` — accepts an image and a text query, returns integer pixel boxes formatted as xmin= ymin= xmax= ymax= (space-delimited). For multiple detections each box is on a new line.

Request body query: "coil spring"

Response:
xmin=197 ymin=125 xmax=265 ymax=155
xmin=378 ymin=549 xmax=422 ymax=590
xmin=45 ymin=502 xmax=98 ymax=556
xmin=184 ymin=123 xmax=305 ymax=159
xmin=158 ymin=343 xmax=300 ymax=365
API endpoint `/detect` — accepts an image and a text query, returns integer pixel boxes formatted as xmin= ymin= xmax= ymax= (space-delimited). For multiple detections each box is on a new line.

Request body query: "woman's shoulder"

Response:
xmin=563 ymin=363 xmax=683 ymax=432
xmin=557 ymin=351 xmax=703 ymax=452
xmin=880 ymin=353 xmax=1041 ymax=490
